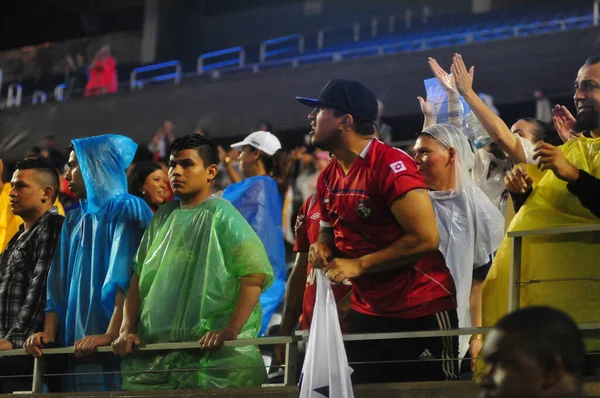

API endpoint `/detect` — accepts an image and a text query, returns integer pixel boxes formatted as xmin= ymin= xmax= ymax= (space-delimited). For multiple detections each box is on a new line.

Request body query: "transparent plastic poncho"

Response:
xmin=421 ymin=124 xmax=504 ymax=358
xmin=121 ymin=197 xmax=274 ymax=390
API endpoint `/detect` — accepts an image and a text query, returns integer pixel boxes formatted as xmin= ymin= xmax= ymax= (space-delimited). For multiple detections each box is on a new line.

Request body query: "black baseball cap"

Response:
xmin=296 ymin=79 xmax=378 ymax=122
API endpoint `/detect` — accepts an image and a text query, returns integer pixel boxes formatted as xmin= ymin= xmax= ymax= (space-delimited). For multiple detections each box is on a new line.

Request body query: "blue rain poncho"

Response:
xmin=222 ymin=176 xmax=286 ymax=334
xmin=45 ymin=134 xmax=153 ymax=391
xmin=121 ymin=196 xmax=274 ymax=390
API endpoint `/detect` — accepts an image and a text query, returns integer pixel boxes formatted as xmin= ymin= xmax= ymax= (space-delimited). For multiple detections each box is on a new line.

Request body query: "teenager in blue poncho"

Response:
xmin=23 ymin=134 xmax=153 ymax=392
xmin=221 ymin=131 xmax=291 ymax=334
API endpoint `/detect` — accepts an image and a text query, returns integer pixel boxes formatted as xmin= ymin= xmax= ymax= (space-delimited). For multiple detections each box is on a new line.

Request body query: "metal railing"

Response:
xmin=54 ymin=83 xmax=67 ymax=101
xmin=31 ymin=90 xmax=47 ymax=105
xmin=130 ymin=60 xmax=182 ymax=91
xmin=507 ymin=223 xmax=600 ymax=312
xmin=197 ymin=46 xmax=245 ymax=75
xmin=6 ymin=82 xmax=22 ymax=108
xmin=259 ymin=34 xmax=305 ymax=63
xmin=0 ymin=223 xmax=597 ymax=394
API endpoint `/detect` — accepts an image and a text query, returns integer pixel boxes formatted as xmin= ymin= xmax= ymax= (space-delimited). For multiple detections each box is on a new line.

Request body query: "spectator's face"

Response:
xmin=168 ymin=149 xmax=217 ymax=198
xmin=163 ymin=121 xmax=176 ymax=135
xmin=142 ymin=169 xmax=168 ymax=210
xmin=9 ymin=169 xmax=51 ymax=217
xmin=64 ymin=150 xmax=87 ymax=199
xmin=413 ymin=135 xmax=453 ymax=190
xmin=479 ymin=330 xmax=547 ymax=398
xmin=44 ymin=138 xmax=54 ymax=149
xmin=574 ymin=63 xmax=600 ymax=132
xmin=308 ymin=107 xmax=343 ymax=150
xmin=511 ymin=120 xmax=537 ymax=144
xmin=238 ymin=146 xmax=259 ymax=178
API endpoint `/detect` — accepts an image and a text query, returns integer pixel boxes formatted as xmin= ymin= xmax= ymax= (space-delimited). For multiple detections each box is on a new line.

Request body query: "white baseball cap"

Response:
xmin=230 ymin=131 xmax=282 ymax=156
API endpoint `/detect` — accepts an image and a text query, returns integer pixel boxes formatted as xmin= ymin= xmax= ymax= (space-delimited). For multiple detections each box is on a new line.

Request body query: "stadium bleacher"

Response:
xmin=1 ymin=2 xmax=595 ymax=108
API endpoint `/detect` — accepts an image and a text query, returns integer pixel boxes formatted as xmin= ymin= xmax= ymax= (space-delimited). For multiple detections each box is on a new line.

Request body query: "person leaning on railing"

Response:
xmin=482 ymin=56 xmax=600 ymax=355
xmin=112 ymin=135 xmax=274 ymax=390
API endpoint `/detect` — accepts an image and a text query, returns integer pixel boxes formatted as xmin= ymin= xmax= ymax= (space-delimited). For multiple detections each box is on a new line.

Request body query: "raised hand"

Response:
xmin=428 ymin=57 xmax=456 ymax=92
xmin=450 ymin=53 xmax=475 ymax=96
xmin=417 ymin=96 xmax=432 ymax=119
xmin=552 ymin=105 xmax=580 ymax=143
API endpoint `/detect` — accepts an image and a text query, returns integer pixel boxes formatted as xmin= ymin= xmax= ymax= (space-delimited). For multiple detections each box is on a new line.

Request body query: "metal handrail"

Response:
xmin=54 ymin=83 xmax=67 ymax=101
xmin=6 ymin=82 xmax=22 ymax=108
xmin=508 ymin=224 xmax=600 ymax=312
xmin=130 ymin=60 xmax=182 ymax=91
xmin=31 ymin=90 xmax=47 ymax=105
xmin=259 ymin=34 xmax=305 ymax=63
xmin=197 ymin=46 xmax=245 ymax=75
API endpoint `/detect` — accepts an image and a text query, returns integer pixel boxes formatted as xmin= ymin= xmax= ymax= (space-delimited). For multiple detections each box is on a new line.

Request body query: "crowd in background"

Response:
xmin=0 ymin=51 xmax=597 ymax=398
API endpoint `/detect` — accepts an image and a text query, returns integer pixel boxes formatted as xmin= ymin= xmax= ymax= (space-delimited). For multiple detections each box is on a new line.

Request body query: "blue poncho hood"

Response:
xmin=73 ymin=134 xmax=137 ymax=214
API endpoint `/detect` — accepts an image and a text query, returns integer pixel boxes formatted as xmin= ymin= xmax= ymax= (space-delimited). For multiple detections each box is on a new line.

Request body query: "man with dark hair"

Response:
xmin=0 ymin=157 xmax=64 ymax=393
xmin=484 ymin=56 xmax=600 ymax=348
xmin=23 ymin=134 xmax=153 ymax=392
xmin=297 ymin=79 xmax=458 ymax=383
xmin=480 ymin=306 xmax=585 ymax=398
xmin=113 ymin=135 xmax=274 ymax=390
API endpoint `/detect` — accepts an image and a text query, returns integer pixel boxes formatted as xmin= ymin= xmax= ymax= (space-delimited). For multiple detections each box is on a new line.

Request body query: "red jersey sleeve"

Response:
xmin=316 ymin=170 xmax=333 ymax=228
xmin=379 ymin=147 xmax=427 ymax=207
xmin=293 ymin=196 xmax=311 ymax=253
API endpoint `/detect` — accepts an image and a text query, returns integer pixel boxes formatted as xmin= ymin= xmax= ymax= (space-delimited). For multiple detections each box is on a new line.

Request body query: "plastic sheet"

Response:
xmin=300 ymin=270 xmax=354 ymax=398
xmin=121 ymin=197 xmax=273 ymax=390
xmin=483 ymin=136 xmax=600 ymax=351
xmin=222 ymin=176 xmax=286 ymax=334
xmin=422 ymin=125 xmax=504 ymax=358
xmin=45 ymin=134 xmax=153 ymax=391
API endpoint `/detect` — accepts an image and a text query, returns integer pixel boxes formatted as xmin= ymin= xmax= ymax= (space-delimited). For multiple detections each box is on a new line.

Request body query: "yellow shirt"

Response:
xmin=0 ymin=182 xmax=65 ymax=252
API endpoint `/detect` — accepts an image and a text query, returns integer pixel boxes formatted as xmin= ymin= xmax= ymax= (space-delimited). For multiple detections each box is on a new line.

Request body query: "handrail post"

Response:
xmin=7 ymin=83 xmax=22 ymax=108
xmin=130 ymin=71 xmax=137 ymax=91
xmin=31 ymin=357 xmax=45 ymax=393
xmin=283 ymin=341 xmax=298 ymax=387
xmin=317 ymin=29 xmax=325 ymax=49
xmin=175 ymin=64 xmax=181 ymax=84
xmin=298 ymin=35 xmax=305 ymax=54
xmin=405 ymin=9 xmax=412 ymax=29
xmin=508 ymin=236 xmax=523 ymax=312
xmin=595 ymin=0 xmax=599 ymax=26
xmin=353 ymin=23 xmax=360 ymax=42
xmin=259 ymin=43 xmax=266 ymax=63
xmin=239 ymin=49 xmax=246 ymax=67
xmin=388 ymin=14 xmax=396 ymax=34
xmin=371 ymin=17 xmax=378 ymax=38
xmin=32 ymin=90 xmax=47 ymax=105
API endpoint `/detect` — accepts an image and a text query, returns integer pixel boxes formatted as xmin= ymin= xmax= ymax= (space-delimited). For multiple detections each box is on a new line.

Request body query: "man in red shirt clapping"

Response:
xmin=297 ymin=79 xmax=458 ymax=383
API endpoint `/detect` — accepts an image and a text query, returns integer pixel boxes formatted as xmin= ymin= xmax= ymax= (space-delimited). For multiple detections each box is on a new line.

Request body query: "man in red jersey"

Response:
xmin=274 ymin=193 xmax=352 ymax=365
xmin=296 ymin=79 xmax=458 ymax=383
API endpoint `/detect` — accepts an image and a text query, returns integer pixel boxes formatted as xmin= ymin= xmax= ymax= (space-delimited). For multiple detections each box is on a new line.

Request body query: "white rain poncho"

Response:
xmin=421 ymin=124 xmax=505 ymax=358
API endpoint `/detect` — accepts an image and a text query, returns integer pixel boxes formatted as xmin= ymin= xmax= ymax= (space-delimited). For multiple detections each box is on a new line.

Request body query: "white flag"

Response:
xmin=299 ymin=270 xmax=354 ymax=398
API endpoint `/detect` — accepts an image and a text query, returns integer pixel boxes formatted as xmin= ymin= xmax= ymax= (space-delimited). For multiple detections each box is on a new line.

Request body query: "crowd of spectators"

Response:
xmin=0 ymin=51 xmax=598 ymax=397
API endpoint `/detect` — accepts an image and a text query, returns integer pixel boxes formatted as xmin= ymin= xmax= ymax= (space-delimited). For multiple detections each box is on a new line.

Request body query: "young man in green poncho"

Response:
xmin=112 ymin=134 xmax=274 ymax=390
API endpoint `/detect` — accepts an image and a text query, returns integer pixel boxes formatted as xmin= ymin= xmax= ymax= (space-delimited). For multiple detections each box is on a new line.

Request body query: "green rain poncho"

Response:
xmin=122 ymin=196 xmax=273 ymax=390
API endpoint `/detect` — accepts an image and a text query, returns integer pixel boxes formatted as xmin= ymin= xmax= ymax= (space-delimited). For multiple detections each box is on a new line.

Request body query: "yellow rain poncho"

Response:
xmin=483 ymin=136 xmax=600 ymax=349
xmin=0 ymin=183 xmax=65 ymax=252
